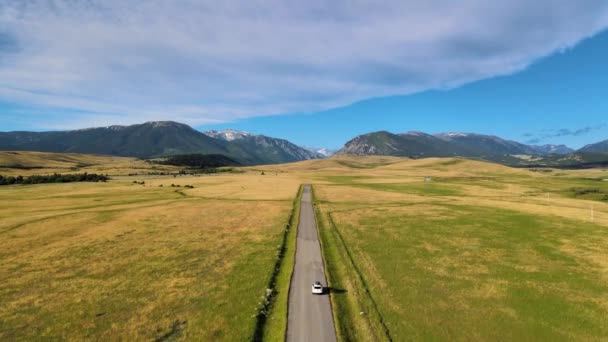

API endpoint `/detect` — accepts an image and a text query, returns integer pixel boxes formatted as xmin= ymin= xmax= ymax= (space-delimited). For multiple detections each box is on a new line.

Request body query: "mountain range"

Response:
xmin=579 ymin=139 xmax=608 ymax=153
xmin=336 ymin=131 xmax=608 ymax=167
xmin=202 ymin=129 xmax=324 ymax=163
xmin=1 ymin=122 xmax=607 ymax=167
xmin=0 ymin=122 xmax=322 ymax=165
xmin=204 ymin=129 xmax=334 ymax=158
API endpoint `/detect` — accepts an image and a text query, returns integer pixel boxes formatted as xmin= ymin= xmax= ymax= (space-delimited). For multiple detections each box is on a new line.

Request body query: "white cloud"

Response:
xmin=1 ymin=0 xmax=608 ymax=129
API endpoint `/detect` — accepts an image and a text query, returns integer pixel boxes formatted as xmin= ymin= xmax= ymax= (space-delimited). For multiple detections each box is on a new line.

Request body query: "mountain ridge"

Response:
xmin=0 ymin=121 xmax=324 ymax=165
xmin=579 ymin=139 xmax=608 ymax=153
xmin=336 ymin=130 xmax=604 ymax=166
xmin=203 ymin=129 xmax=325 ymax=162
xmin=2 ymin=123 xmax=605 ymax=167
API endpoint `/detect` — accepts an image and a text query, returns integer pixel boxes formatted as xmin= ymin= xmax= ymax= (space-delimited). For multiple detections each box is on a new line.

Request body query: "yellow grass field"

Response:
xmin=1 ymin=152 xmax=607 ymax=340
xmin=0 ymin=159 xmax=300 ymax=340
xmin=0 ymin=151 xmax=180 ymax=176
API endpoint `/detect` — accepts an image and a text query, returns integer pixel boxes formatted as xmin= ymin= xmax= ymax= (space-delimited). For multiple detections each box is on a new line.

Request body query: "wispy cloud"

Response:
xmin=524 ymin=124 xmax=606 ymax=144
xmin=2 ymin=1 xmax=608 ymax=129
xmin=552 ymin=125 xmax=607 ymax=137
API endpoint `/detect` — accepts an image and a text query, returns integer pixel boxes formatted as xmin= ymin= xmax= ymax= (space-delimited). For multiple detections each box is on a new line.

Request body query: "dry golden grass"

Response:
xmin=315 ymin=184 xmax=429 ymax=204
xmin=251 ymin=155 xmax=406 ymax=173
xmin=142 ymin=172 xmax=302 ymax=201
xmin=0 ymin=175 xmax=294 ymax=340
xmin=379 ymin=157 xmax=533 ymax=174
xmin=551 ymin=167 xmax=608 ymax=179
xmin=2 ymin=153 xmax=608 ymax=341
xmin=0 ymin=151 xmax=179 ymax=176
xmin=308 ymin=157 xmax=608 ymax=227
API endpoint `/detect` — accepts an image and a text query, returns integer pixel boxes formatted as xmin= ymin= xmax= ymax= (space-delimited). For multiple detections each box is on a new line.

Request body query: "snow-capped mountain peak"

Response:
xmin=304 ymin=147 xmax=335 ymax=157
xmin=202 ymin=129 xmax=327 ymax=161
xmin=444 ymin=132 xmax=470 ymax=137
xmin=529 ymin=144 xmax=574 ymax=155
xmin=315 ymin=148 xmax=335 ymax=157
xmin=203 ymin=129 xmax=252 ymax=141
xmin=434 ymin=132 xmax=473 ymax=139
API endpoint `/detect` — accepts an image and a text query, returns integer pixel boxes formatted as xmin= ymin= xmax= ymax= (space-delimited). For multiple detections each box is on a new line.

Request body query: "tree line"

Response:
xmin=155 ymin=153 xmax=240 ymax=168
xmin=0 ymin=173 xmax=110 ymax=186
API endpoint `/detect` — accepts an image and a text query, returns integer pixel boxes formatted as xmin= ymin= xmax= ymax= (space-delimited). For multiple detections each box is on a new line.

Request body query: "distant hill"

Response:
xmin=337 ymin=130 xmax=606 ymax=167
xmin=578 ymin=139 xmax=608 ymax=153
xmin=0 ymin=122 xmax=324 ymax=165
xmin=335 ymin=131 xmax=454 ymax=158
xmin=0 ymin=151 xmax=180 ymax=176
xmin=531 ymin=144 xmax=574 ymax=155
xmin=0 ymin=121 xmax=226 ymax=158
xmin=306 ymin=147 xmax=335 ymax=157
xmin=521 ymin=152 xmax=608 ymax=168
xmin=336 ymin=131 xmax=539 ymax=162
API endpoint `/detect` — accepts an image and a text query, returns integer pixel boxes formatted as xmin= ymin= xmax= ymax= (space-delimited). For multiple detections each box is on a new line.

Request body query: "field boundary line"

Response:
xmin=326 ymin=211 xmax=393 ymax=341
xmin=313 ymin=188 xmax=392 ymax=341
xmin=310 ymin=185 xmax=339 ymax=338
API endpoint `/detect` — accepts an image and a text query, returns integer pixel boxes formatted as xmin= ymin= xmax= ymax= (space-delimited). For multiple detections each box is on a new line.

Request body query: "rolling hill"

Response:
xmin=0 ymin=151 xmax=180 ymax=176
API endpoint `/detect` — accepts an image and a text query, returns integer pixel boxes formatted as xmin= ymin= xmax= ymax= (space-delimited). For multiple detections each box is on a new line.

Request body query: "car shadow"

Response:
xmin=326 ymin=287 xmax=347 ymax=294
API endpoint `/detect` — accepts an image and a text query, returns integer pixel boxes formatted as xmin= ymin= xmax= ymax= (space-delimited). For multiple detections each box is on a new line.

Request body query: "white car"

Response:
xmin=311 ymin=281 xmax=324 ymax=294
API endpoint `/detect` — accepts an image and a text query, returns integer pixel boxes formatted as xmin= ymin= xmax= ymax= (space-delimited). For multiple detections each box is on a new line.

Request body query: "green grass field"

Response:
xmin=312 ymin=158 xmax=608 ymax=341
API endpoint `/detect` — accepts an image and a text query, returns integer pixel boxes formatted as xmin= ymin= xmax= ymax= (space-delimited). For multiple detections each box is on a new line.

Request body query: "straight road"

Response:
xmin=286 ymin=185 xmax=337 ymax=342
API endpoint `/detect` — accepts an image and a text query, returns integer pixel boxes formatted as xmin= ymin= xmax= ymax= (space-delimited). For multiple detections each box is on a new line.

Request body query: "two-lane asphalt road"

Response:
xmin=286 ymin=185 xmax=337 ymax=342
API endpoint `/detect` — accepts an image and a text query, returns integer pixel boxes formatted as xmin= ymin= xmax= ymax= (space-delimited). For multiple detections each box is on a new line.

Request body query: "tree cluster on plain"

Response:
xmin=0 ymin=173 xmax=109 ymax=186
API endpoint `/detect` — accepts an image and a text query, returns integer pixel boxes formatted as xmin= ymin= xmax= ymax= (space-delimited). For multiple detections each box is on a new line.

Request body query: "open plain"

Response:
xmin=1 ymin=152 xmax=607 ymax=340
xmin=0 ymin=152 xmax=300 ymax=340
xmin=258 ymin=156 xmax=608 ymax=341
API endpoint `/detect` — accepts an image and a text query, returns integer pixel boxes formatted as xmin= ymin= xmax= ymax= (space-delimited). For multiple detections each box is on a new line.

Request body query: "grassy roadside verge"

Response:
xmin=312 ymin=187 xmax=391 ymax=342
xmin=256 ymin=185 xmax=303 ymax=341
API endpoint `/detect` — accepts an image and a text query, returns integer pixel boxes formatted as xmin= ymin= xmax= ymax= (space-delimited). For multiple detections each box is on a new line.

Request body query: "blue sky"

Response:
xmin=201 ymin=29 xmax=608 ymax=149
xmin=1 ymin=1 xmax=608 ymax=149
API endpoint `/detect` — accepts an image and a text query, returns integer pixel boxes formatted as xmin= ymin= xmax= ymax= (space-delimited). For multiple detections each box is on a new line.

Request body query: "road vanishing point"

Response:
xmin=286 ymin=185 xmax=337 ymax=342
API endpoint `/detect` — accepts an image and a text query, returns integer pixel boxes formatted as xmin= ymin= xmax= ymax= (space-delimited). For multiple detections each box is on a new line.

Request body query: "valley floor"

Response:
xmin=306 ymin=158 xmax=608 ymax=341
xmin=1 ymin=153 xmax=607 ymax=340
xmin=0 ymin=170 xmax=300 ymax=340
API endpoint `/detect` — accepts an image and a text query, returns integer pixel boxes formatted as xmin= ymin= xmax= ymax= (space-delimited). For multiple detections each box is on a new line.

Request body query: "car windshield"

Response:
xmin=314 ymin=284 xmax=322 ymax=288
